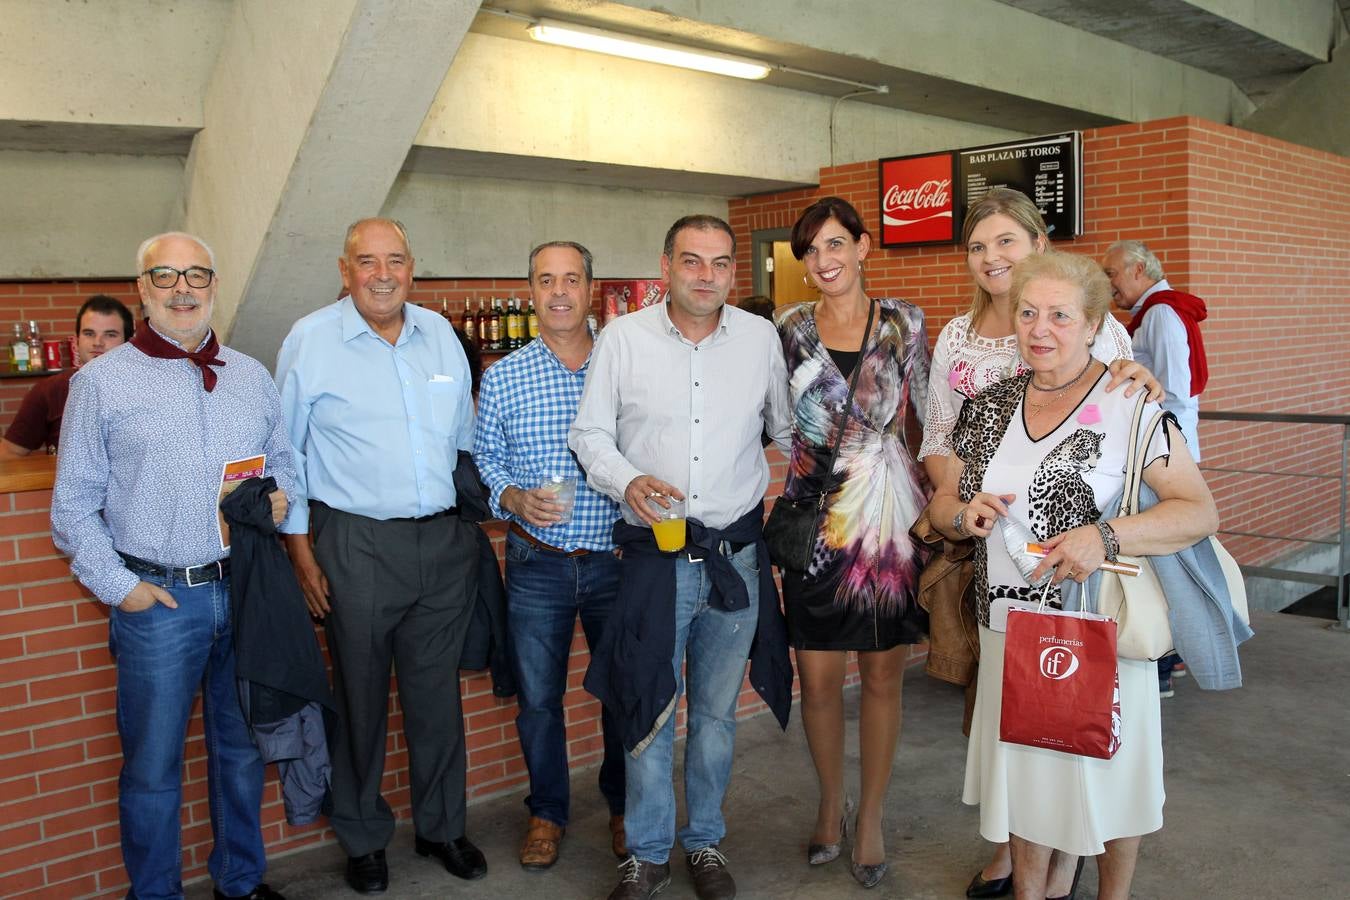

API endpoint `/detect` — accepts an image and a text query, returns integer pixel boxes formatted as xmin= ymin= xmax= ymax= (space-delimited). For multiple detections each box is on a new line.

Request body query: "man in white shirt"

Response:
xmin=570 ymin=215 xmax=792 ymax=900
xmin=1104 ymin=238 xmax=1210 ymax=697
xmin=1103 ymin=239 xmax=1209 ymax=460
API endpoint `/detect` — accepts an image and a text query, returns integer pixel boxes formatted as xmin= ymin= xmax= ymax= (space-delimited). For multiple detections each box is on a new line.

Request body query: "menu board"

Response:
xmin=957 ymin=132 xmax=1082 ymax=239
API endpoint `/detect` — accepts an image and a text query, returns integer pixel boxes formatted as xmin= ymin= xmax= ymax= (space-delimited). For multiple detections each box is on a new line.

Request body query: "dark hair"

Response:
xmin=663 ymin=215 xmax=736 ymax=259
xmin=737 ymin=295 xmax=775 ymax=321
xmin=76 ymin=294 xmax=134 ymax=339
xmin=789 ymin=196 xmax=869 ymax=260
xmin=528 ymin=241 xmax=594 ymax=283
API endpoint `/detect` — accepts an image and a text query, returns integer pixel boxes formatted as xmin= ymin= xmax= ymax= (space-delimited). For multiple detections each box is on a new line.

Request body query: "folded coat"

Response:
xmin=584 ymin=504 xmax=793 ymax=754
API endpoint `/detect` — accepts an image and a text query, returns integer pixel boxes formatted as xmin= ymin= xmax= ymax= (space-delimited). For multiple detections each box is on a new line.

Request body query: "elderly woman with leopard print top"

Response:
xmin=928 ymin=250 xmax=1217 ymax=900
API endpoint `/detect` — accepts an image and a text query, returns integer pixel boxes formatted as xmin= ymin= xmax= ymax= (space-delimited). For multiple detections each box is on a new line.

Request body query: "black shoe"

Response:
xmin=213 ymin=885 xmax=285 ymax=900
xmin=345 ymin=851 xmax=388 ymax=894
xmin=686 ymin=845 xmax=736 ymax=900
xmin=609 ymin=855 xmax=672 ymax=900
xmin=415 ymin=835 xmax=488 ymax=880
xmin=966 ymin=869 xmax=1013 ymax=898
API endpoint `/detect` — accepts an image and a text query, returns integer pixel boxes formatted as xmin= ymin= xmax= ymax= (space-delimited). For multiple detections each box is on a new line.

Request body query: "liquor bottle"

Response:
xmin=462 ymin=299 xmax=477 ymax=346
xmin=506 ymin=296 xmax=522 ymax=349
xmin=11 ymin=323 xmax=30 ymax=372
xmin=439 ymin=297 xmax=453 ymax=326
xmin=586 ymin=310 xmax=599 ymax=334
xmin=527 ymin=298 xmax=540 ymax=341
xmin=26 ymin=321 xmax=44 ymax=372
xmin=487 ymin=299 xmax=503 ymax=351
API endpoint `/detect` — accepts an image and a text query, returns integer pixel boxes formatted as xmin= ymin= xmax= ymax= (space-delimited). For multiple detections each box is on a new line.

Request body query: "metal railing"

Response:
xmin=1199 ymin=410 xmax=1350 ymax=631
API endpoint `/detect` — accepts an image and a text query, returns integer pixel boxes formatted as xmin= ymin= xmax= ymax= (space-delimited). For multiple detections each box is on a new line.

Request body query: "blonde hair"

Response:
xmin=1010 ymin=251 xmax=1112 ymax=337
xmin=960 ymin=188 xmax=1048 ymax=326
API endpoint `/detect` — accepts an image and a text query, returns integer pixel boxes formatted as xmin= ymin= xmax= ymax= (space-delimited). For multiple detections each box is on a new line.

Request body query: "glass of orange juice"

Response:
xmin=647 ymin=495 xmax=687 ymax=552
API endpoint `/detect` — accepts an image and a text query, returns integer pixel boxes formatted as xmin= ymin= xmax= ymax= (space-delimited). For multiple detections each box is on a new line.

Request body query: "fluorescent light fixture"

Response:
xmin=528 ymin=18 xmax=771 ymax=80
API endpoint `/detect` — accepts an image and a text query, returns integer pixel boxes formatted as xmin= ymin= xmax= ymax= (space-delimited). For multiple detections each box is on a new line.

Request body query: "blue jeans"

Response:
xmin=109 ymin=575 xmax=265 ymax=899
xmin=505 ymin=531 xmax=625 ymax=825
xmin=625 ymin=546 xmax=760 ymax=864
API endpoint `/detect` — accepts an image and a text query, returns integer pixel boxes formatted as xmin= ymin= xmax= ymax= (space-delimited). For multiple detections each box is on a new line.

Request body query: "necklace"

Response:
xmin=1029 ymin=358 xmax=1092 ymax=392
xmin=1025 ymin=359 xmax=1093 ymax=413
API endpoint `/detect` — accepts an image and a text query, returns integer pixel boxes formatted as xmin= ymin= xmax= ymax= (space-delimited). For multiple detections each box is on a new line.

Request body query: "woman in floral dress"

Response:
xmin=774 ymin=196 xmax=928 ymax=889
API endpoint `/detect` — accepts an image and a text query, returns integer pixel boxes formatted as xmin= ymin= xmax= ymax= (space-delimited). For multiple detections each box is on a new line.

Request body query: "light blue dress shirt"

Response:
xmin=1129 ymin=279 xmax=1201 ymax=460
xmin=52 ymin=337 xmax=298 ymax=605
xmin=276 ymin=298 xmax=474 ymax=533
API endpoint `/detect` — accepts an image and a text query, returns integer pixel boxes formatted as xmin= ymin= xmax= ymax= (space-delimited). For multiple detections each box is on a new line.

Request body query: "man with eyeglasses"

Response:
xmin=52 ymin=232 xmax=294 ymax=900
xmin=276 ymin=218 xmax=483 ymax=895
xmin=0 ymin=294 xmax=134 ymax=458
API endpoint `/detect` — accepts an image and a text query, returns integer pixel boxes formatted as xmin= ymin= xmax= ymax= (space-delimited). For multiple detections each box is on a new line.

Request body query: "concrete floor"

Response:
xmin=201 ymin=611 xmax=1350 ymax=899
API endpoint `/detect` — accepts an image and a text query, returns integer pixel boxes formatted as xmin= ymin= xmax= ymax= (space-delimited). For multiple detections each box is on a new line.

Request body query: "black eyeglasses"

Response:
xmin=142 ymin=266 xmax=215 ymax=289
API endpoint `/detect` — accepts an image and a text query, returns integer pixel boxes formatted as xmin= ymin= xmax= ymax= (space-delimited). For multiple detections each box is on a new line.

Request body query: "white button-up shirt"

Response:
xmin=570 ymin=300 xmax=791 ymax=530
xmin=1129 ymin=279 xmax=1201 ymax=460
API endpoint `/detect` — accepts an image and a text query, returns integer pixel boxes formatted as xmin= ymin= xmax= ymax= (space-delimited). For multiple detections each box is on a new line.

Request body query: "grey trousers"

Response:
xmin=313 ymin=503 xmax=478 ymax=857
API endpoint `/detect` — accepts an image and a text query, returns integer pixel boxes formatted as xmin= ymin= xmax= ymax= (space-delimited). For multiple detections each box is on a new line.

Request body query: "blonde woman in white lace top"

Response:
xmin=919 ymin=189 xmax=1158 ymax=900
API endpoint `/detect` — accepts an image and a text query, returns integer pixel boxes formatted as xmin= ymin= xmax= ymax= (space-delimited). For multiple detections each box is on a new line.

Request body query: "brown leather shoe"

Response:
xmin=686 ymin=845 xmax=736 ymax=900
xmin=609 ymin=814 xmax=627 ymax=859
xmin=519 ymin=816 xmax=565 ymax=870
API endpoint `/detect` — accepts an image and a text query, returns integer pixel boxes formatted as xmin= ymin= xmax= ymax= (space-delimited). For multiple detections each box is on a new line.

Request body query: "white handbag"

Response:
xmin=1096 ymin=397 xmax=1249 ymax=660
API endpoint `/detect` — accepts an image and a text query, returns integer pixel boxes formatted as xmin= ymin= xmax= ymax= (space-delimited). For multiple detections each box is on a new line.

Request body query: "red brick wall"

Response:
xmin=0 ymin=277 xmax=812 ymax=898
xmin=730 ymin=117 xmax=1350 ymax=565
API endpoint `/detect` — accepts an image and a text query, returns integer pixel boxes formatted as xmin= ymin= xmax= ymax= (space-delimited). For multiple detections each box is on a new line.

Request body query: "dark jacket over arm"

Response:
xmin=584 ymin=502 xmax=793 ymax=754
xmin=221 ymin=476 xmax=335 ymax=824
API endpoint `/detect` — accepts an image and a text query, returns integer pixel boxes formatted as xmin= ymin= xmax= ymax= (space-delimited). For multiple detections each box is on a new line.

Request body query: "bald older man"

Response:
xmin=276 ymin=218 xmax=483 ymax=894
xmin=52 ymin=232 xmax=294 ymax=900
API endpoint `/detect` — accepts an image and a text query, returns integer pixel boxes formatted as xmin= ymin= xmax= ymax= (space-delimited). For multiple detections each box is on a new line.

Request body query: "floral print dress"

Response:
xmin=775 ymin=298 xmax=930 ymax=650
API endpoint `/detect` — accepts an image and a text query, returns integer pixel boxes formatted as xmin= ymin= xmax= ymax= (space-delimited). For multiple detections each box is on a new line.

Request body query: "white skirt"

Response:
xmin=962 ymin=625 xmax=1165 ymax=856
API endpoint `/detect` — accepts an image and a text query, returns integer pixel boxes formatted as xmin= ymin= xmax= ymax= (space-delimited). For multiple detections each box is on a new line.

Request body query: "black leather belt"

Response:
xmin=509 ymin=521 xmax=590 ymax=557
xmin=119 ymin=552 xmax=230 ymax=587
xmin=389 ymin=506 xmax=459 ymax=523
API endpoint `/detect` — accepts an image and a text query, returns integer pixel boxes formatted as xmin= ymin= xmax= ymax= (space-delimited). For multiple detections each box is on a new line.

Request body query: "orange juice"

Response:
xmin=651 ymin=517 xmax=687 ymax=552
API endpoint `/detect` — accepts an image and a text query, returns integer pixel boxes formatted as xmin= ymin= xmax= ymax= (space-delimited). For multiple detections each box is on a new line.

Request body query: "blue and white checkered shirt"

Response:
xmin=473 ymin=338 xmax=619 ymax=552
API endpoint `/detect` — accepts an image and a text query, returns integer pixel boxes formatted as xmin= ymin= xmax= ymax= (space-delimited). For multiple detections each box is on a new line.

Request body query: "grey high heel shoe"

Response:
xmin=849 ymin=856 xmax=888 ymax=889
xmin=848 ymin=811 xmax=888 ymax=889
xmin=806 ymin=797 xmax=854 ymax=865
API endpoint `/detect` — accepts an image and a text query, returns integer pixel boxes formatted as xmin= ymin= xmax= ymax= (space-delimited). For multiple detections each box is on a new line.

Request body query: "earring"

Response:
xmin=802 ymin=274 xmax=810 ymax=286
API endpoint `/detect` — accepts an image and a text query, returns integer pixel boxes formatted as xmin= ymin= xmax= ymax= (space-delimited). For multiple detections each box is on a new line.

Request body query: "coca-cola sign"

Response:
xmin=878 ymin=152 xmax=956 ymax=246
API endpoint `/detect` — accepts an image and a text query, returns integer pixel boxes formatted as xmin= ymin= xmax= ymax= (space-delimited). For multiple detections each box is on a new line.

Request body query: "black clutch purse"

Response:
xmin=763 ymin=300 xmax=874 ymax=571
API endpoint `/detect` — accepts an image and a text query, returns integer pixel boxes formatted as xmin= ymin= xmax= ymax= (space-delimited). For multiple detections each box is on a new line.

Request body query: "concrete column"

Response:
xmin=181 ymin=0 xmax=479 ymax=366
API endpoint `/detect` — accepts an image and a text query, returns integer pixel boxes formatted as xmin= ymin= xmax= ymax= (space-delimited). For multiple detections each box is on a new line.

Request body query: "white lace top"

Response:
xmin=918 ymin=312 xmax=1133 ymax=461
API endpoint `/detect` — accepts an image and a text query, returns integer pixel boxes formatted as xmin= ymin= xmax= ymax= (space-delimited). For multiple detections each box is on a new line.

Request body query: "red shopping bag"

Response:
xmin=1000 ymin=606 xmax=1121 ymax=759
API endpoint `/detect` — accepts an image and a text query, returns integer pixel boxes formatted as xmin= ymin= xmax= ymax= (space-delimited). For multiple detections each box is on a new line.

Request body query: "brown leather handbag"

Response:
xmin=911 ymin=506 xmax=978 ymax=685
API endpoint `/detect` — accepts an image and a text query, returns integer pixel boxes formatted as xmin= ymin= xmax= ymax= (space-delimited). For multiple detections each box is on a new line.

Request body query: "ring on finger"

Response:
xmin=974 ymin=514 xmax=988 ymax=528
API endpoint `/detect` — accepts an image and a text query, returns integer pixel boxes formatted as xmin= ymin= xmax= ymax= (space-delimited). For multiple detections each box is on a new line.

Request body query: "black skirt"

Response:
xmin=782 ymin=565 xmax=927 ymax=651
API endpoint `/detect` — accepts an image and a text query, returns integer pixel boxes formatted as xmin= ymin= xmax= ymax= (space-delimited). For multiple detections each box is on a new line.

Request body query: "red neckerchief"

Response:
xmin=1126 ymin=289 xmax=1209 ymax=396
xmin=131 ymin=325 xmax=225 ymax=392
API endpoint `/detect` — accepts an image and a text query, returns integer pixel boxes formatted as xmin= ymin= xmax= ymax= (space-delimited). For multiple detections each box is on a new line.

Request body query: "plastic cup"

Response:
xmin=541 ymin=475 xmax=578 ymax=524
xmin=647 ymin=495 xmax=687 ymax=552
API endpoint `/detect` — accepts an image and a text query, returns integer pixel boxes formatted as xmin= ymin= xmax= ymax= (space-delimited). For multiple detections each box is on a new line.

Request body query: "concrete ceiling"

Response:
xmin=993 ymin=0 xmax=1339 ymax=100
xmin=402 ymin=146 xmax=809 ymax=196
xmin=469 ymin=0 xmax=1122 ymax=134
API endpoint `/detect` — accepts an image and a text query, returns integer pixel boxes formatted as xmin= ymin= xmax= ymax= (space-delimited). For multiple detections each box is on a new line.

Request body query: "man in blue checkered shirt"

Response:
xmin=472 ymin=240 xmax=627 ymax=871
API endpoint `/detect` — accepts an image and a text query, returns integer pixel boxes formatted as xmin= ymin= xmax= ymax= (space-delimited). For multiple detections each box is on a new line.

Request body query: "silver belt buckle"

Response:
xmin=185 ymin=560 xmax=218 ymax=587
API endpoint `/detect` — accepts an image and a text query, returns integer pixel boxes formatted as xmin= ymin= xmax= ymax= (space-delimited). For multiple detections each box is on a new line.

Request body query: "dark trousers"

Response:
xmin=313 ymin=503 xmax=478 ymax=857
xmin=504 ymin=530 xmax=625 ymax=825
